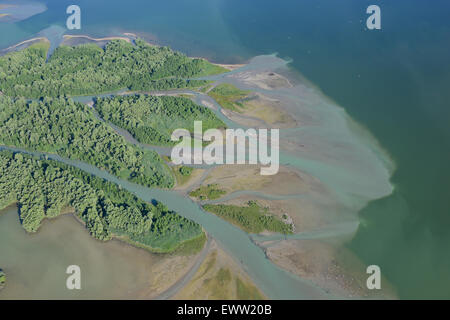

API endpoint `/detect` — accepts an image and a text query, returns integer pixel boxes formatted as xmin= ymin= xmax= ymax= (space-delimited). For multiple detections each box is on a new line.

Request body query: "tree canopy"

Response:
xmin=0 ymin=39 xmax=226 ymax=98
xmin=95 ymin=94 xmax=226 ymax=146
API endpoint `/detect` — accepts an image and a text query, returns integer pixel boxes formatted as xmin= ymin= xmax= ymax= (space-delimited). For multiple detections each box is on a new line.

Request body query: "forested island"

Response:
xmin=0 ymin=39 xmax=226 ymax=98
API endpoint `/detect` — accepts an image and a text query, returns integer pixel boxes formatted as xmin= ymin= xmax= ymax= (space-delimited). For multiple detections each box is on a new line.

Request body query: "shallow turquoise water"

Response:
xmin=1 ymin=0 xmax=450 ymax=298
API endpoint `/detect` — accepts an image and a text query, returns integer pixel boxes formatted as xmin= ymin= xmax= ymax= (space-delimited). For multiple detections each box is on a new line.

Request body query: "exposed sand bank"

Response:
xmin=173 ymin=167 xmax=206 ymax=191
xmin=200 ymin=164 xmax=321 ymax=197
xmin=221 ymin=55 xmax=394 ymax=208
xmin=230 ymin=70 xmax=293 ymax=90
xmin=173 ymin=240 xmax=266 ymax=299
xmin=63 ymin=34 xmax=133 ymax=43
xmin=218 ymin=91 xmax=297 ymax=129
xmin=212 ymin=63 xmax=246 ymax=71
xmin=0 ymin=37 xmax=48 ymax=54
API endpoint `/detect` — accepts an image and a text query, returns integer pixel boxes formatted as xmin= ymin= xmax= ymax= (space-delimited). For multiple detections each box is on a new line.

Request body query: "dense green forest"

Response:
xmin=0 ymin=95 xmax=173 ymax=188
xmin=0 ymin=39 xmax=227 ymax=98
xmin=189 ymin=184 xmax=227 ymax=200
xmin=203 ymin=201 xmax=293 ymax=234
xmin=95 ymin=94 xmax=226 ymax=146
xmin=0 ymin=151 xmax=202 ymax=252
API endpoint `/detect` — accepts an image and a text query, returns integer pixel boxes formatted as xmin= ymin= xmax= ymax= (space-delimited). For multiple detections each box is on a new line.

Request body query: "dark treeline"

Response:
xmin=0 ymin=39 xmax=226 ymax=98
xmin=95 ymin=94 xmax=226 ymax=146
xmin=0 ymin=151 xmax=202 ymax=252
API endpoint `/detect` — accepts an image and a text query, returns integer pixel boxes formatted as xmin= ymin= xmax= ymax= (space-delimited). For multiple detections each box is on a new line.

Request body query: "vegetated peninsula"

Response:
xmin=0 ymin=39 xmax=226 ymax=98
xmin=0 ymin=151 xmax=202 ymax=252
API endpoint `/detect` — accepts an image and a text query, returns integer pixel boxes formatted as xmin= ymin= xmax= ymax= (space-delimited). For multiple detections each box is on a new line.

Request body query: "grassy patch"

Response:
xmin=208 ymin=83 xmax=251 ymax=112
xmin=189 ymin=184 xmax=227 ymax=200
xmin=169 ymin=231 xmax=207 ymax=256
xmin=203 ymin=201 xmax=293 ymax=234
xmin=216 ymin=268 xmax=232 ymax=285
xmin=194 ymin=60 xmax=229 ymax=77
xmin=202 ymin=267 xmax=233 ymax=299
xmin=236 ymin=277 xmax=264 ymax=300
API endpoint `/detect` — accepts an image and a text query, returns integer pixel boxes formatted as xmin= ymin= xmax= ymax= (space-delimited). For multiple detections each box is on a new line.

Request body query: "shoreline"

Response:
xmin=63 ymin=33 xmax=247 ymax=70
xmin=0 ymin=33 xmax=247 ymax=71
xmin=62 ymin=34 xmax=133 ymax=44
xmin=0 ymin=37 xmax=49 ymax=53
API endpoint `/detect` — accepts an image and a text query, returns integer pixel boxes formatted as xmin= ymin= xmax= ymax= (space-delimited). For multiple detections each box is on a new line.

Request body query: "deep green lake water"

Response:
xmin=1 ymin=0 xmax=450 ymax=298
